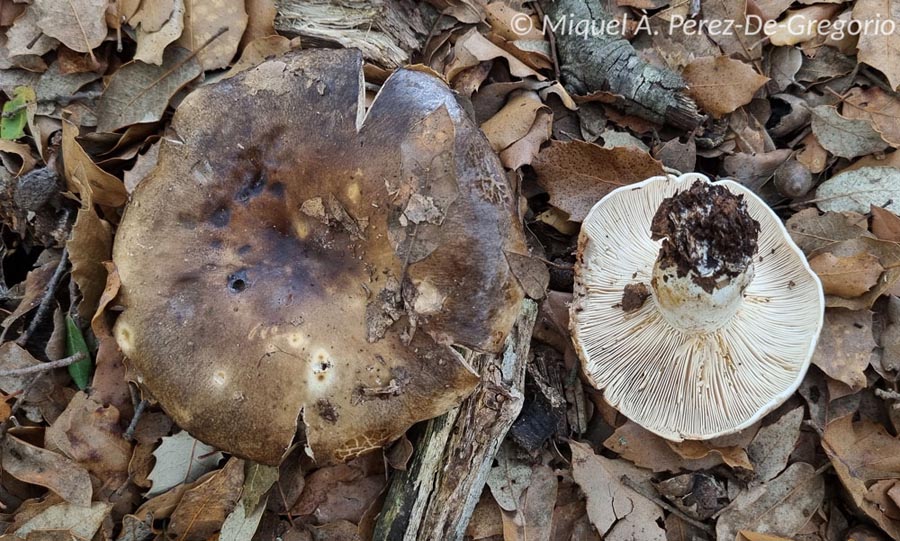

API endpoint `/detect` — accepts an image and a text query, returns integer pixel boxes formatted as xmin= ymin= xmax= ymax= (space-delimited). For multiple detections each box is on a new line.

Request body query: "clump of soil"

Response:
xmin=650 ymin=181 xmax=760 ymax=292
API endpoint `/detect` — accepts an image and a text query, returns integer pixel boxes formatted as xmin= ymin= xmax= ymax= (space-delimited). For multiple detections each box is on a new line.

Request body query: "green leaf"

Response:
xmin=1 ymin=86 xmax=35 ymax=141
xmin=65 ymin=316 xmax=93 ymax=390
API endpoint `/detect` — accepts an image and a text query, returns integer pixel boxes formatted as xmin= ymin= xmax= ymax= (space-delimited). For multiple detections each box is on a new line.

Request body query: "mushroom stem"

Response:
xmin=649 ymin=180 xmax=760 ymax=334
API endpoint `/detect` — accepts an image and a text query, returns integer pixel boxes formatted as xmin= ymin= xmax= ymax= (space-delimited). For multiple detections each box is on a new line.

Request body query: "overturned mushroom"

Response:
xmin=571 ymin=173 xmax=823 ymax=440
xmin=113 ymin=49 xmax=527 ymax=465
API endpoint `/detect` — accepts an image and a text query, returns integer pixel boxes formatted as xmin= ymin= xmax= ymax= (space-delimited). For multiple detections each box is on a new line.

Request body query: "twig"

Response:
xmin=123 ymin=399 xmax=149 ymax=440
xmin=0 ymin=351 xmax=85 ymax=378
xmin=620 ymin=475 xmax=713 ymax=533
xmin=532 ymin=1 xmax=560 ymax=81
xmin=16 ymin=245 xmax=70 ymax=347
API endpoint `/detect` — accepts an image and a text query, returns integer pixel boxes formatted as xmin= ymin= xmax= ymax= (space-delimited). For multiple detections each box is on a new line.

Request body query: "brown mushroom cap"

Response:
xmin=113 ymin=49 xmax=526 ymax=465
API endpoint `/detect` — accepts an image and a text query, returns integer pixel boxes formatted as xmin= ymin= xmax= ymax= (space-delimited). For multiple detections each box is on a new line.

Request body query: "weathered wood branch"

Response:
xmin=538 ymin=0 xmax=704 ymax=130
xmin=274 ymin=0 xmax=428 ymax=68
xmin=373 ymin=299 xmax=538 ymax=541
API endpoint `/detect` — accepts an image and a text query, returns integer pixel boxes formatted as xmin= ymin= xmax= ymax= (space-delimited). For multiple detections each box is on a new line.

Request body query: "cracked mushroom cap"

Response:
xmin=571 ymin=173 xmax=824 ymax=441
xmin=113 ymin=49 xmax=527 ymax=465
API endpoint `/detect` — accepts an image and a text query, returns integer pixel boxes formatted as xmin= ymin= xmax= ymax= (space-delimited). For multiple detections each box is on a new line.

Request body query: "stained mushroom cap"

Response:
xmin=571 ymin=173 xmax=824 ymax=441
xmin=113 ymin=49 xmax=527 ymax=465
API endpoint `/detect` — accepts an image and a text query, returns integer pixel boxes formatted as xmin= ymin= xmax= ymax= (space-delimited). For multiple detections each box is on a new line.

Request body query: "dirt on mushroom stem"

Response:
xmin=651 ymin=180 xmax=761 ymax=294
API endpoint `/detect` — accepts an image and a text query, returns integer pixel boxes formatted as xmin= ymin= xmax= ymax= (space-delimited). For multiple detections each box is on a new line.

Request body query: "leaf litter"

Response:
xmin=1 ymin=0 xmax=900 ymax=539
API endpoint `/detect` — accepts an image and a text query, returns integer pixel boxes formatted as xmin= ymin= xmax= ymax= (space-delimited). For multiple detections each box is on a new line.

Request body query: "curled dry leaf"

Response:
xmin=446 ymin=28 xmax=544 ymax=81
xmin=823 ymin=415 xmax=900 ymax=537
xmin=67 ymin=202 xmax=113 ymax=320
xmin=532 ymin=140 xmax=665 ymax=221
xmin=0 ymin=139 xmax=37 ymax=176
xmin=569 ymin=441 xmax=666 ymax=541
xmin=33 ymin=0 xmax=107 ymax=54
xmin=715 ymin=462 xmax=825 ymax=541
xmin=682 ymin=56 xmax=769 ymax=118
xmin=810 ymin=105 xmax=890 ymax=159
xmin=0 ymin=435 xmax=93 ymax=506
xmin=61 ymin=119 xmax=127 ymax=207
xmin=811 ymin=309 xmax=875 ymax=391
xmin=853 ymin=0 xmax=900 ymax=90
xmin=176 ymin=0 xmax=248 ymax=71
xmin=96 ymin=46 xmax=202 ymax=133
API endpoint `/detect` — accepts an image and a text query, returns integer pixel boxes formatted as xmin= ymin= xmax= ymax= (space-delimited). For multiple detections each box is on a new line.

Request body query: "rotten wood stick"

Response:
xmin=537 ymin=0 xmax=704 ymax=130
xmin=373 ymin=299 xmax=538 ymax=541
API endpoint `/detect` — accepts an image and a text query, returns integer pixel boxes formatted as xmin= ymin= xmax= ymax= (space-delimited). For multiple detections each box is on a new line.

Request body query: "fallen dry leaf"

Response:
xmin=785 ymin=208 xmax=870 ymax=255
xmin=132 ymin=0 xmax=185 ymax=65
xmin=291 ymin=453 xmax=385 ymax=523
xmin=147 ymin=430 xmax=224 ymax=497
xmin=95 ymin=46 xmax=202 ymax=133
xmin=871 ymin=207 xmax=900 ymax=242
xmin=811 ymin=309 xmax=875 ymax=391
xmin=716 ymin=462 xmax=825 ymax=540
xmin=500 ymin=105 xmax=552 ymax=169
xmin=223 ymin=35 xmax=294 ymax=79
xmin=796 ymin=132 xmax=829 ymax=174
xmin=0 ymin=434 xmax=93 ymax=506
xmin=766 ymin=5 xmax=842 ymax=46
xmin=176 ymin=0 xmax=248 ymax=71
xmin=6 ymin=4 xmax=58 ymax=58
xmin=823 ymin=415 xmax=900 ymax=537
xmin=843 ymin=87 xmax=900 ymax=147
xmin=853 ymin=0 xmax=900 ymax=90
xmin=810 ymin=105 xmax=890 ymax=159
xmin=815 ymin=165 xmax=900 ymax=214
xmin=532 ymin=140 xmax=665 ymax=221
xmin=11 ymin=501 xmax=112 ymax=539
xmin=481 ymin=90 xmax=547 ymax=152
xmin=33 ymin=0 xmax=107 ymax=54
xmin=168 ymin=457 xmax=245 ymax=541
xmin=746 ymin=406 xmax=804 ymax=483
xmin=604 ymin=421 xmax=752 ymax=473
xmin=485 ymin=3 xmax=543 ymax=41
xmin=808 ymin=250 xmax=882 ymax=299
xmin=570 ymin=441 xmax=666 ymax=541
xmin=241 ymin=0 xmax=277 ymax=46
xmin=682 ymin=56 xmax=769 ymax=118
xmin=45 ymin=391 xmax=133 ymax=494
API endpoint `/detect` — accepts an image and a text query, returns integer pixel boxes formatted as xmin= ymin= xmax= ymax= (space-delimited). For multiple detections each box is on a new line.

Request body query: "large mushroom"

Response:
xmin=113 ymin=49 xmax=527 ymax=465
xmin=571 ymin=173 xmax=824 ymax=440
